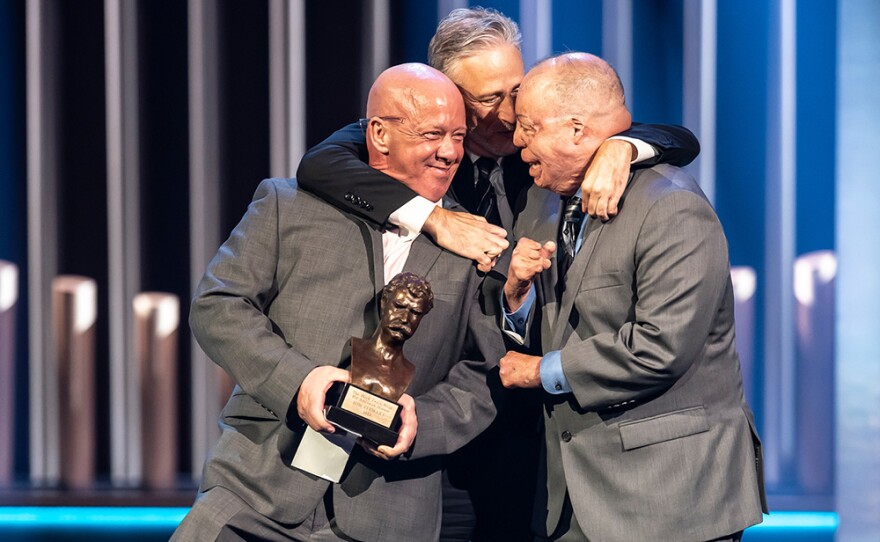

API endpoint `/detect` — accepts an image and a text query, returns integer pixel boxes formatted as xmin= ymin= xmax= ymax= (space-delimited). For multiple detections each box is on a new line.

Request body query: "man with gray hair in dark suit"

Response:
xmin=173 ymin=62 xmax=506 ymax=542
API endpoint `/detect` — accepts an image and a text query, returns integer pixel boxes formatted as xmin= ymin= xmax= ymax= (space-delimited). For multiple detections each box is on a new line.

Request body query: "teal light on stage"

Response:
xmin=0 ymin=507 xmax=189 ymax=529
xmin=757 ymin=511 xmax=839 ymax=528
xmin=742 ymin=512 xmax=839 ymax=542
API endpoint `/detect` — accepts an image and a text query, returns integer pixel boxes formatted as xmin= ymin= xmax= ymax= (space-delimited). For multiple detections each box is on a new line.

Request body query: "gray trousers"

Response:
xmin=171 ymin=486 xmax=358 ymax=542
xmin=536 ymin=493 xmax=744 ymax=542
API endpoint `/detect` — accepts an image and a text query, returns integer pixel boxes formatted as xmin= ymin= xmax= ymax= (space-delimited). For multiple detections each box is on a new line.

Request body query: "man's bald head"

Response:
xmin=513 ymin=53 xmax=632 ymax=196
xmin=366 ymin=63 xmax=460 ymax=119
xmin=525 ymin=52 xmax=628 ymax=122
xmin=363 ymin=63 xmax=467 ymax=202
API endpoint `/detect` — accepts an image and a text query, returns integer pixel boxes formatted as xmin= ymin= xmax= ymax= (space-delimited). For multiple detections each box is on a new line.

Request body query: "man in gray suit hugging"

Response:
xmin=498 ymin=53 xmax=767 ymax=542
xmin=173 ymin=63 xmax=505 ymax=542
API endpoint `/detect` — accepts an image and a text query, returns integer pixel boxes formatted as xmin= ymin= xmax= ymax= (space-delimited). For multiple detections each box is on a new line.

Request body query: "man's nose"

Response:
xmin=513 ymin=124 xmax=525 ymax=147
xmin=437 ymin=135 xmax=458 ymax=161
xmin=498 ymin=94 xmax=515 ymax=126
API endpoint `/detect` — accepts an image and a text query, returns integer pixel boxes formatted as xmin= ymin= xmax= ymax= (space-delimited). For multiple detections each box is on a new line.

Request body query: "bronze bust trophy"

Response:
xmin=325 ymin=272 xmax=433 ymax=446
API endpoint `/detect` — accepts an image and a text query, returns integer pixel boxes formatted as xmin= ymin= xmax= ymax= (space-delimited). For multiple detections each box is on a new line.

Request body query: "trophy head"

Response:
xmin=379 ymin=273 xmax=434 ymax=343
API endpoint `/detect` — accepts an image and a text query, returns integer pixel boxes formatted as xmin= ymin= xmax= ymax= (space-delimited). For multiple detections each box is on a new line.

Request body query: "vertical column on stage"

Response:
xmin=731 ymin=266 xmax=758 ymax=407
xmin=519 ymin=0 xmax=551 ymax=74
xmin=602 ymin=0 xmax=633 ymax=112
xmin=683 ymin=0 xmax=717 ymax=203
xmin=837 ymin=1 xmax=880 ymax=538
xmin=188 ymin=0 xmax=229 ymax=479
xmin=133 ymin=293 xmax=180 ymax=489
xmin=105 ymin=0 xmax=143 ymax=487
xmin=764 ymin=0 xmax=798 ymax=491
xmin=793 ymin=251 xmax=836 ymax=500
xmin=52 ymin=275 xmax=97 ymax=489
xmin=0 ymin=261 xmax=18 ymax=486
xmin=360 ymin=0 xmax=390 ymax=113
xmin=26 ymin=0 xmax=61 ymax=486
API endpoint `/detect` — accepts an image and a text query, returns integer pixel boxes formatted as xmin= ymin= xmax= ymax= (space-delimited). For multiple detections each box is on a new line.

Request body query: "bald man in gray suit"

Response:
xmin=174 ymin=63 xmax=505 ymax=542
xmin=498 ymin=53 xmax=767 ymax=542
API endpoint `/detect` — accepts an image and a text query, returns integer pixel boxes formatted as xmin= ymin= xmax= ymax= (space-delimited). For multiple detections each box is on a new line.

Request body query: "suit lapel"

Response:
xmin=402 ymin=233 xmax=442 ymax=279
xmin=550 ymin=216 xmax=605 ymax=350
xmin=517 ymin=186 xmax=563 ymax=336
xmin=447 ymin=155 xmax=476 ymax=212
xmin=548 ymin=172 xmax=636 ymax=349
xmin=350 ymin=218 xmax=385 ymax=338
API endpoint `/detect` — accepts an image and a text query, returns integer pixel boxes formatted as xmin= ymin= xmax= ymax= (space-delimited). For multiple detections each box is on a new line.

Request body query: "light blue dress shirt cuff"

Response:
xmin=501 ymin=287 xmax=536 ymax=343
xmin=540 ymin=350 xmax=572 ymax=394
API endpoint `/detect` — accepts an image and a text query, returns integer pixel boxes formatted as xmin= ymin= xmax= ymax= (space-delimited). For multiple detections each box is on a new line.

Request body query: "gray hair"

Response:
xmin=428 ymin=7 xmax=522 ymax=76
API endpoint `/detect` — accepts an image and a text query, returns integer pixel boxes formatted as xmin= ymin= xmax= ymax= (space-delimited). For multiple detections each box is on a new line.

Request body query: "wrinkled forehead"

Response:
xmin=386 ymin=79 xmax=461 ymax=114
xmin=517 ymin=72 xmax=560 ymax=120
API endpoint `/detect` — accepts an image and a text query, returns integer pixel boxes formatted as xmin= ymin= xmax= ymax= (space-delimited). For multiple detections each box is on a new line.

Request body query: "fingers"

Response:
xmin=366 ymin=394 xmax=417 ymax=460
xmin=510 ymin=238 xmax=553 ymax=282
xmin=499 ymin=351 xmax=542 ymax=389
xmin=581 ymin=138 xmax=630 ymax=221
xmin=429 ymin=209 xmax=509 ymax=264
xmin=539 ymin=241 xmax=557 ymax=260
xmin=297 ymin=366 xmax=350 ymax=433
xmin=589 ymin=195 xmax=609 ymax=221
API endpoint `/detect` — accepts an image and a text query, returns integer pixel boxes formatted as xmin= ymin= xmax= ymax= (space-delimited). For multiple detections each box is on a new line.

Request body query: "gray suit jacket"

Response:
xmin=516 ymin=165 xmax=767 ymax=541
xmin=190 ymin=178 xmax=504 ymax=542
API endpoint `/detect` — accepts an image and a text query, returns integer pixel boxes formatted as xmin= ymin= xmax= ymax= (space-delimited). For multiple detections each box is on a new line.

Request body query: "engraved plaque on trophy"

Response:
xmin=325 ymin=272 xmax=433 ymax=447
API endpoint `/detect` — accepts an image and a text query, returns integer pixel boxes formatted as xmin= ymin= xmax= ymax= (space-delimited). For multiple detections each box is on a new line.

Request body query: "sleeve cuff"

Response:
xmin=388 ymin=196 xmax=437 ymax=237
xmin=540 ymin=350 xmax=571 ymax=395
xmin=501 ymin=286 xmax=535 ymax=344
xmin=609 ymin=135 xmax=657 ymax=165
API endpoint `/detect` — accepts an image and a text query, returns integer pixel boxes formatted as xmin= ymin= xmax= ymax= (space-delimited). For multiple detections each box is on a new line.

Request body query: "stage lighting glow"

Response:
xmin=794 ymin=250 xmax=837 ymax=306
xmin=731 ymin=266 xmax=757 ymax=301
xmin=0 ymin=261 xmax=17 ymax=312
xmin=133 ymin=292 xmax=180 ymax=338
xmin=756 ymin=511 xmax=839 ymax=528
xmin=0 ymin=507 xmax=189 ymax=528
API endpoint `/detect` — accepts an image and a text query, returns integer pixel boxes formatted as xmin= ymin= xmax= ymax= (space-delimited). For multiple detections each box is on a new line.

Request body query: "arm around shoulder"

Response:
xmin=620 ymin=122 xmax=700 ymax=167
xmin=296 ymin=122 xmax=418 ymax=226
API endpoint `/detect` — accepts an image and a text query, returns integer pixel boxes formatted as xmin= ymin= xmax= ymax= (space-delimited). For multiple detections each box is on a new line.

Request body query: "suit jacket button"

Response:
xmin=561 ymin=431 xmax=572 ymax=442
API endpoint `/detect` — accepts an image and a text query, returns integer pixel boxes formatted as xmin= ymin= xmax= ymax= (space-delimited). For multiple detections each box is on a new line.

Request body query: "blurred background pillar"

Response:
xmin=26 ymin=0 xmax=61 ymax=486
xmin=731 ymin=266 xmax=757 ymax=407
xmin=52 ymin=275 xmax=97 ymax=489
xmin=763 ymin=0 xmax=798 ymax=492
xmin=268 ymin=0 xmax=306 ymax=178
xmin=133 ymin=293 xmax=179 ymax=490
xmin=683 ymin=0 xmax=717 ymax=204
xmin=793 ymin=251 xmax=836 ymax=501
xmin=105 ymin=0 xmax=143 ymax=488
xmin=836 ymin=0 xmax=880 ymax=538
xmin=0 ymin=260 xmax=18 ymax=486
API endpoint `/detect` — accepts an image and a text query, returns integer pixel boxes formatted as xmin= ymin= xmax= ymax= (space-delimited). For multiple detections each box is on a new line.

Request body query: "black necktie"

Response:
xmin=558 ymin=195 xmax=584 ymax=280
xmin=474 ymin=157 xmax=502 ymax=227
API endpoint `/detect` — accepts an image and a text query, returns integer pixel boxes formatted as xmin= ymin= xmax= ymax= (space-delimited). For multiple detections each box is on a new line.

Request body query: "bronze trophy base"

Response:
xmin=325 ymin=382 xmax=402 ymax=447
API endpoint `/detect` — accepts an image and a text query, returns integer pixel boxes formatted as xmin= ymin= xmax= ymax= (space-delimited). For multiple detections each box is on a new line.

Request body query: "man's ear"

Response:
xmin=368 ymin=118 xmax=392 ymax=155
xmin=571 ymin=117 xmax=588 ymax=144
